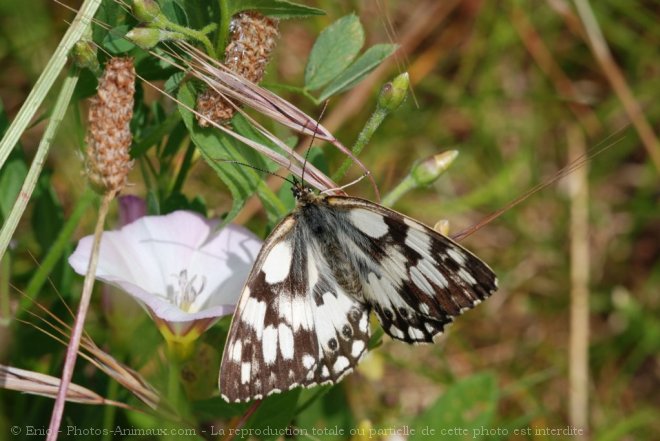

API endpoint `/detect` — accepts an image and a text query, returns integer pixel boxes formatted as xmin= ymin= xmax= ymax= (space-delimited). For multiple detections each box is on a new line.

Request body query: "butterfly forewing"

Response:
xmin=219 ymin=214 xmax=370 ymax=403
xmin=220 ymin=188 xmax=498 ymax=402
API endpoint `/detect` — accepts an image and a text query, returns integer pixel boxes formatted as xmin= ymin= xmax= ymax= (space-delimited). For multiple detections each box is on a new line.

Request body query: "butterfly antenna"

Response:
xmin=301 ymin=101 xmax=329 ymax=187
xmin=451 ymin=134 xmax=625 ymax=242
xmin=221 ymin=159 xmax=296 ymax=185
xmin=320 ymin=171 xmax=372 ymax=196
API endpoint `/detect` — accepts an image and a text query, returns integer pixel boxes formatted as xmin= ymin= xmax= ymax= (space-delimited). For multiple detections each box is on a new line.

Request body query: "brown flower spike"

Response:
xmin=196 ymin=12 xmax=279 ymax=127
xmin=85 ymin=57 xmax=136 ymax=194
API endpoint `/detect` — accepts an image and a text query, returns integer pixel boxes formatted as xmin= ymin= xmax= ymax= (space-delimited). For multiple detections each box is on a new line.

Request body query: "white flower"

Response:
xmin=69 ymin=211 xmax=262 ymax=339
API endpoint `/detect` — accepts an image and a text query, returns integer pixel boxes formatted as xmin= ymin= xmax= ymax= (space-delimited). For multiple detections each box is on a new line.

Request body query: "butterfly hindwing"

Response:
xmin=219 ymin=214 xmax=370 ymax=403
xmin=325 ymin=196 xmax=498 ymax=344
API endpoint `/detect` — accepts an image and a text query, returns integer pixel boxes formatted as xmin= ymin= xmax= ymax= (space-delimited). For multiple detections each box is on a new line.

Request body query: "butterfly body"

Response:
xmin=220 ymin=183 xmax=497 ymax=402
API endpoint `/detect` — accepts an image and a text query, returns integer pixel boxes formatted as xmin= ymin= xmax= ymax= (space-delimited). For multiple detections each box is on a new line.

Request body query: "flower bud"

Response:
xmin=132 ymin=0 xmax=162 ymax=23
xmin=411 ymin=150 xmax=459 ymax=187
xmin=71 ymin=40 xmax=100 ymax=73
xmin=125 ymin=27 xmax=161 ymax=49
xmin=377 ymin=72 xmax=409 ymax=112
xmin=434 ymin=219 xmax=450 ymax=236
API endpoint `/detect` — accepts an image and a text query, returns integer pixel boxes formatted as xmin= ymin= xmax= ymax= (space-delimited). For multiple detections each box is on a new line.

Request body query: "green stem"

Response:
xmin=216 ymin=0 xmax=231 ymax=56
xmin=302 ymin=88 xmax=321 ymax=105
xmin=167 ymin=357 xmax=181 ymax=410
xmin=0 ymin=69 xmax=81 ymax=261
xmin=155 ymin=16 xmax=216 ymax=57
xmin=0 ymin=0 xmax=101 ymax=171
xmin=101 ymin=379 xmax=119 ymax=441
xmin=0 ymin=253 xmax=9 ymax=327
xmin=332 ymin=108 xmax=388 ymax=182
xmin=171 ymin=139 xmax=194 ymax=195
xmin=380 ymin=175 xmax=415 ymax=207
xmin=22 ymin=188 xmax=96 ymax=311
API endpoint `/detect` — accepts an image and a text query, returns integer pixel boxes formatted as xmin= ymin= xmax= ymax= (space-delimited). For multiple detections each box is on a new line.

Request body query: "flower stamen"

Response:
xmin=171 ymin=270 xmax=206 ymax=312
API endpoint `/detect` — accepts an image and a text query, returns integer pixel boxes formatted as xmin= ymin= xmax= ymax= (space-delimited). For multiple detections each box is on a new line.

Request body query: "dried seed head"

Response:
xmin=85 ymin=57 xmax=135 ymax=194
xmin=197 ymin=12 xmax=279 ymax=127
xmin=225 ymin=12 xmax=279 ymax=83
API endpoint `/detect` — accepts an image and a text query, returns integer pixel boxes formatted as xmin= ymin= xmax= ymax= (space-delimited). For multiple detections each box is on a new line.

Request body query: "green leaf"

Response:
xmin=160 ymin=0 xmax=189 ymax=26
xmin=295 ymin=386 xmax=354 ymax=441
xmin=0 ymin=159 xmax=27 ymax=221
xmin=192 ymin=397 xmax=249 ymax=420
xmin=244 ymin=389 xmax=301 ymax=440
xmin=32 ymin=173 xmax=64 ymax=252
xmin=227 ymin=0 xmax=325 ymax=19
xmin=178 ymin=82 xmax=286 ymax=224
xmin=409 ymin=373 xmax=498 ymax=441
xmin=304 ymin=14 xmax=364 ymax=91
xmin=102 ymin=25 xmax=135 ymax=54
xmin=230 ymin=114 xmax=289 ymax=223
xmin=164 ymin=71 xmax=186 ymax=95
xmin=318 ymin=43 xmax=398 ymax=101
xmin=130 ymin=110 xmax=182 ymax=158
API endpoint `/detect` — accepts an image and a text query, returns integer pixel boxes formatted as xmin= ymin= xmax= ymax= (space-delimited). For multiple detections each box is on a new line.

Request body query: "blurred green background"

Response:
xmin=0 ymin=0 xmax=658 ymax=440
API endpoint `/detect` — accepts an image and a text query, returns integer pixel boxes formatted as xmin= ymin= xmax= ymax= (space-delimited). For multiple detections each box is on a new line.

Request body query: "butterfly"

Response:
xmin=219 ymin=182 xmax=498 ymax=402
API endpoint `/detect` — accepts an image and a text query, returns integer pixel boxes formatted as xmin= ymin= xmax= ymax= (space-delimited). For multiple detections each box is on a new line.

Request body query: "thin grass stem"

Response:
xmin=0 ymin=0 xmax=101 ymax=170
xmin=47 ymin=190 xmax=115 ymax=441
xmin=0 ymin=69 xmax=81 ymax=261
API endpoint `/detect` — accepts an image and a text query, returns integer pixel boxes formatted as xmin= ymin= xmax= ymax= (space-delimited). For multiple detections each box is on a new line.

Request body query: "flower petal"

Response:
xmin=69 ymin=211 xmax=263 ymax=323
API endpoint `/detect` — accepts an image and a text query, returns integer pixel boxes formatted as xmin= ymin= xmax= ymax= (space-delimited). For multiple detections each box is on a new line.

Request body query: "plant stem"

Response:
xmin=167 ymin=357 xmax=181 ymax=410
xmin=380 ymin=174 xmax=415 ymax=207
xmin=157 ymin=17 xmax=216 ymax=58
xmin=0 ymin=69 xmax=80 ymax=261
xmin=22 ymin=188 xmax=95 ymax=310
xmin=0 ymin=253 xmax=9 ymax=327
xmin=101 ymin=379 xmax=119 ymax=441
xmin=331 ymin=107 xmax=387 ymax=183
xmin=0 ymin=0 xmax=101 ymax=171
xmin=216 ymin=0 xmax=231 ymax=56
xmin=568 ymin=125 xmax=590 ymax=436
xmin=47 ymin=190 xmax=115 ymax=441
xmin=171 ymin=139 xmax=194 ymax=195
xmin=574 ymin=0 xmax=660 ymax=170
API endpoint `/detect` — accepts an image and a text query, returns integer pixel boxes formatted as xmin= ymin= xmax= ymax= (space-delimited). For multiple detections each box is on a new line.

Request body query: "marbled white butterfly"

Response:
xmin=219 ymin=182 xmax=498 ymax=402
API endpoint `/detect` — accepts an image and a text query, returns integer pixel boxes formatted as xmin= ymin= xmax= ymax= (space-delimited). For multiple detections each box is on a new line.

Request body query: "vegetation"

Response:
xmin=0 ymin=0 xmax=657 ymax=439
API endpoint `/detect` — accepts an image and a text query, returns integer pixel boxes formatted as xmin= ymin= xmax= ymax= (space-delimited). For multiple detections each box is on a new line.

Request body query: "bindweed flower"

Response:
xmin=69 ymin=211 xmax=262 ymax=357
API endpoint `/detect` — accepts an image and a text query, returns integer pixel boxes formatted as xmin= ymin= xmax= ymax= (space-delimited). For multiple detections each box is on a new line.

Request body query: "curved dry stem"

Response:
xmin=47 ymin=191 xmax=115 ymax=441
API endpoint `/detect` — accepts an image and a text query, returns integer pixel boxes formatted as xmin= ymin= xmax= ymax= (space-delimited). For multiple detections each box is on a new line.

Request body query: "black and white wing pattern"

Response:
xmin=219 ymin=214 xmax=371 ymax=403
xmin=324 ymin=196 xmax=497 ymax=344
xmin=219 ymin=186 xmax=497 ymax=402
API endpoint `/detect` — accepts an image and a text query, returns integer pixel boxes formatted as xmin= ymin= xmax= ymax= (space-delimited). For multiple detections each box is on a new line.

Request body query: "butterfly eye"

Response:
xmin=398 ymin=307 xmax=409 ymax=318
xmin=328 ymin=338 xmax=338 ymax=350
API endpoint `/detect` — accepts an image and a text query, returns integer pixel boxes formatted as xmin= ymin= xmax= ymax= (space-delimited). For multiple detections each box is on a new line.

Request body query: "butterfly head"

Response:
xmin=291 ymin=180 xmax=319 ymax=205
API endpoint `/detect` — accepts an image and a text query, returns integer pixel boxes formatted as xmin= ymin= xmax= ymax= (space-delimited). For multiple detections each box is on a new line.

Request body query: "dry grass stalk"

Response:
xmin=20 ymin=294 xmax=162 ymax=411
xmin=568 ymin=125 xmax=590 ymax=437
xmin=182 ymin=43 xmax=379 ymax=197
xmin=573 ymin=0 xmax=660 ymax=171
xmin=0 ymin=364 xmax=131 ymax=409
xmin=197 ymin=12 xmax=279 ymax=127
